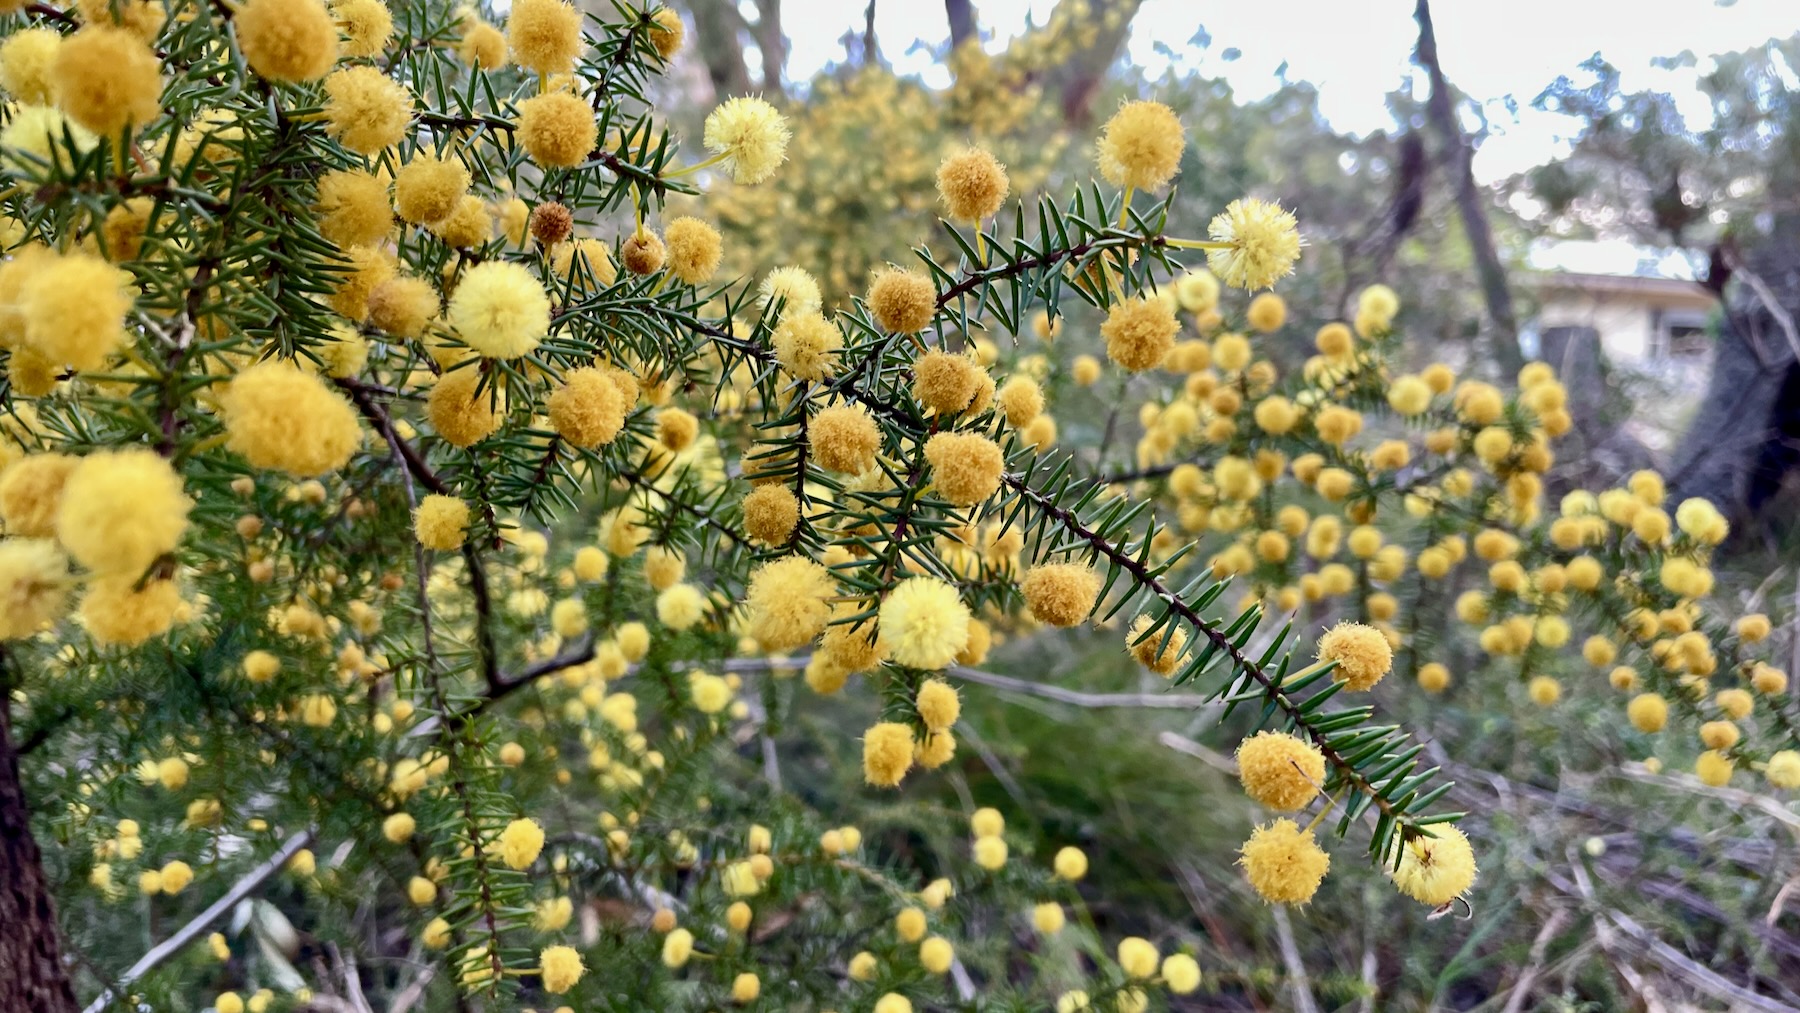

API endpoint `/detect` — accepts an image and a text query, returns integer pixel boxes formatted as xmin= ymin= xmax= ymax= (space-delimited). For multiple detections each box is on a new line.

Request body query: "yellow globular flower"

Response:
xmin=1235 ymin=731 xmax=1325 ymax=811
xmin=919 ymin=936 xmax=954 ymax=974
xmin=517 ymin=91 xmax=598 ymax=169
xmin=1207 ymin=198 xmax=1302 ymax=290
xmin=656 ymin=583 xmax=706 ymax=630
xmin=235 ymin=0 xmax=339 ymax=82
xmin=740 ymin=484 xmax=799 ymax=546
xmin=333 ymin=0 xmax=394 ymax=58
xmin=1239 ymin=818 xmax=1329 ymax=904
xmin=744 ymin=555 xmax=836 ymax=651
xmin=936 ymin=147 xmax=1009 ymax=221
xmin=539 ymin=945 xmax=585 ymax=994
xmin=448 ymin=261 xmax=551 ymax=359
xmin=497 ymin=817 xmax=545 ymax=870
xmin=221 ymin=362 xmax=363 ymax=477
xmin=20 ymin=250 xmax=130 ymax=372
xmin=1388 ymin=825 xmax=1477 ymax=907
xmin=1695 ymin=749 xmax=1734 ymax=786
xmin=0 ymin=453 xmax=76 ymax=538
xmin=410 ymin=875 xmax=438 ymax=905
xmin=916 ymin=678 xmax=960 ymax=731
xmin=1163 ymin=953 xmax=1202 ymax=994
xmin=862 ymin=721 xmax=914 ymax=787
xmin=394 ymin=153 xmax=469 ymax=224
xmin=1126 ymin=613 xmax=1188 ymax=676
xmin=1737 ymin=613 xmax=1772 ymax=643
xmin=51 ymin=26 xmax=162 ymax=137
xmin=1096 ymin=100 xmax=1184 ymax=191
xmin=1 ymin=29 xmax=64 ymax=106
xmin=704 ymin=97 xmax=791 ymax=185
xmin=315 ymin=169 xmax=393 ymax=250
xmin=1246 ymin=293 xmax=1286 ymax=332
xmin=1019 ymin=563 xmax=1100 ymax=628
xmin=646 ymin=6 xmax=684 ymax=58
xmin=772 ymin=310 xmax=843 ymax=381
xmin=664 ymin=217 xmax=723 ymax=285
xmin=1117 ymin=936 xmax=1159 ymax=979
xmin=923 ymin=432 xmax=1003 ymax=507
xmin=1315 ymin=621 xmax=1392 ymax=691
xmin=0 ymin=539 xmax=71 ymax=640
xmin=868 ymin=267 xmax=936 ymax=334
xmin=879 ymin=576 xmax=971 ymax=670
xmin=56 ymin=449 xmax=191 ymax=576
xmin=1527 ymin=675 xmax=1561 ymax=706
xmin=973 ymin=833 xmax=1007 ymax=870
xmin=1417 ymin=662 xmax=1451 ymax=693
xmin=507 ymin=0 xmax=583 ymax=75
xmin=1766 ymin=751 xmax=1800 ymax=789
xmin=661 ymin=927 xmax=694 ymax=967
xmin=412 ymin=494 xmax=471 ymax=550
xmin=427 ymin=367 xmax=502 ymax=448
xmin=321 ymin=66 xmax=411 ymax=155
xmin=807 ymin=406 xmax=880 ymax=476
xmin=1102 ymin=295 xmax=1178 ymax=372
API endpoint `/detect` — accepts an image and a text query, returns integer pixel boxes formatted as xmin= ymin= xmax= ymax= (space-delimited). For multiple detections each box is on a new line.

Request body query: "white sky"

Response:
xmin=781 ymin=0 xmax=1800 ymax=181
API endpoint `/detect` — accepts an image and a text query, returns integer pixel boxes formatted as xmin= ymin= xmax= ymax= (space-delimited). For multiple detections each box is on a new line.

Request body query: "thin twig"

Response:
xmin=1271 ymin=907 xmax=1322 ymax=1013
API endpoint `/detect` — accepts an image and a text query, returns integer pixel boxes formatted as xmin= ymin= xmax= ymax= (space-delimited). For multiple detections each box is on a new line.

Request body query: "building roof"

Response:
xmin=1525 ymin=239 xmax=1713 ymax=306
xmin=1525 ymin=238 xmax=1701 ymax=281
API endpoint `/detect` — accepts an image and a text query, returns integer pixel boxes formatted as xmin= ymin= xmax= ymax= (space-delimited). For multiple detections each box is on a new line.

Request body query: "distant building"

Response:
xmin=1524 ymin=239 xmax=1717 ymax=367
xmin=1523 ymin=239 xmax=1721 ymax=450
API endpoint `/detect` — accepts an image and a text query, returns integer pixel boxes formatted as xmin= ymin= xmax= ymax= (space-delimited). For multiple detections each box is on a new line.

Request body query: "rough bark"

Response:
xmin=1537 ymin=326 xmax=1655 ymax=489
xmin=1414 ymin=0 xmax=1524 ymax=377
xmin=1044 ymin=0 xmax=1143 ymax=126
xmin=0 ymin=682 xmax=78 ymax=1013
xmin=750 ymin=0 xmax=787 ymax=97
xmin=687 ymin=0 xmax=754 ymax=99
xmin=1668 ymin=240 xmax=1800 ymax=528
xmin=945 ymin=0 xmax=976 ymax=50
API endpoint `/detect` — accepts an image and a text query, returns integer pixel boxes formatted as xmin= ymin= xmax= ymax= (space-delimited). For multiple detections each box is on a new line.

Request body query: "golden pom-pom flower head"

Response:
xmin=496 ymin=817 xmax=545 ymax=870
xmin=868 ymin=267 xmax=936 ymax=334
xmin=1096 ymin=100 xmax=1185 ymax=192
xmin=772 ymin=310 xmax=843 ymax=382
xmin=220 ymin=362 xmax=363 ymax=477
xmin=322 ymin=66 xmax=411 ymax=155
xmin=51 ymin=25 xmax=163 ymax=137
xmin=235 ymin=0 xmax=339 ymax=82
xmin=741 ymin=484 xmax=799 ymax=546
xmin=56 ymin=449 xmax=191 ymax=576
xmin=744 ymin=556 xmax=836 ymax=652
xmin=413 ymin=495 xmax=471 ymax=550
xmin=1238 ymin=818 xmax=1330 ymax=905
xmin=1235 ymin=731 xmax=1325 ymax=811
xmin=1387 ymin=824 xmax=1477 ymax=908
xmin=665 ymin=216 xmax=722 ymax=285
xmin=448 ymin=261 xmax=551 ymax=359
xmin=0 ymin=538 xmax=70 ymax=640
xmin=506 ymin=0 xmax=583 ymax=75
xmin=1 ymin=29 xmax=63 ymax=106
xmin=1019 ymin=563 xmax=1100 ymax=628
xmin=1316 ymin=621 xmax=1392 ymax=691
xmin=539 ymin=945 xmax=585 ymax=994
xmin=1207 ymin=198 xmax=1303 ymax=290
xmin=703 ymin=96 xmax=790 ymax=185
xmin=923 ymin=432 xmax=1003 ymax=507
xmin=1101 ymin=295 xmax=1177 ymax=372
xmin=547 ymin=367 xmax=626 ymax=447
xmin=879 ymin=576 xmax=971 ymax=670
xmin=517 ymin=91 xmax=597 ymax=169
xmin=809 ymin=404 xmax=880 ymax=474
xmin=862 ymin=721 xmax=915 ymax=787
xmin=936 ymin=147 xmax=1009 ymax=222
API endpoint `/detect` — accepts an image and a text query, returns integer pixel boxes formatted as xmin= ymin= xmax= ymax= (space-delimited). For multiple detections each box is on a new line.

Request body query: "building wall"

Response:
xmin=1538 ymin=292 xmax=1654 ymax=362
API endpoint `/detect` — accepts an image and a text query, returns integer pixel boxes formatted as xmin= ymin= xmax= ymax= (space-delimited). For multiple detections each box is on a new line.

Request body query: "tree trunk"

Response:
xmin=1668 ymin=255 xmax=1800 ymax=528
xmin=687 ymin=0 xmax=754 ymax=99
xmin=1045 ymin=0 xmax=1143 ymax=126
xmin=750 ymin=0 xmax=786 ymax=97
xmin=945 ymin=0 xmax=976 ymax=50
xmin=1537 ymin=326 xmax=1655 ymax=490
xmin=0 ymin=689 xmax=78 ymax=1013
xmin=1413 ymin=0 xmax=1524 ymax=377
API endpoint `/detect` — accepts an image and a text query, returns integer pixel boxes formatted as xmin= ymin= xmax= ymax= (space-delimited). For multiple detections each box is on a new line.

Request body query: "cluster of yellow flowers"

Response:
xmin=1 ymin=0 xmax=1790 ymax=1005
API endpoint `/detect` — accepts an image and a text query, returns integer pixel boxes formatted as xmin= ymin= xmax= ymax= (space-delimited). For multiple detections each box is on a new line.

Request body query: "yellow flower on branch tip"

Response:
xmin=1387 ymin=825 xmax=1477 ymax=907
xmin=1239 ymin=818 xmax=1330 ymax=904
xmin=1206 ymin=198 xmax=1302 ymax=290
xmin=879 ymin=577 xmax=970 ymax=670
xmin=447 ymin=261 xmax=551 ymax=359
xmin=496 ymin=817 xmax=545 ymax=870
xmin=704 ymin=96 xmax=790 ymax=185
xmin=539 ymin=945 xmax=585 ymax=994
